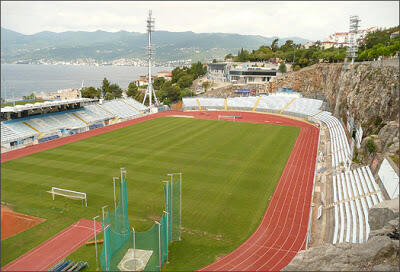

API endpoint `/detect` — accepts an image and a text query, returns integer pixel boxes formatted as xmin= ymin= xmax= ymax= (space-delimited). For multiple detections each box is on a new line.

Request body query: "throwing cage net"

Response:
xmin=100 ymin=170 xmax=182 ymax=271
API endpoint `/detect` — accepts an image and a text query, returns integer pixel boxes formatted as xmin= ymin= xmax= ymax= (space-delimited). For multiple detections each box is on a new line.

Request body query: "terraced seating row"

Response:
xmin=124 ymin=97 xmax=148 ymax=111
xmin=332 ymin=166 xmax=384 ymax=244
xmin=74 ymin=105 xmax=114 ymax=124
xmin=314 ymin=111 xmax=351 ymax=169
xmin=283 ymin=97 xmax=323 ymax=117
xmin=1 ymin=123 xmax=37 ymax=144
xmin=182 ymin=96 xmax=324 ymax=117
xmin=1 ymin=98 xmax=145 ymax=145
xmin=99 ymin=99 xmax=142 ymax=119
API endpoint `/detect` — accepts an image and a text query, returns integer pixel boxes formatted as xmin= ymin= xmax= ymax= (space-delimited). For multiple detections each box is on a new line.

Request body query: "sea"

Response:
xmin=1 ymin=64 xmax=172 ymax=100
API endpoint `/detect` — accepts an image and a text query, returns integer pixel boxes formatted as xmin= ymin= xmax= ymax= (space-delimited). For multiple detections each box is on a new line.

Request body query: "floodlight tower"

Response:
xmin=346 ymin=15 xmax=361 ymax=65
xmin=143 ymin=10 xmax=159 ymax=108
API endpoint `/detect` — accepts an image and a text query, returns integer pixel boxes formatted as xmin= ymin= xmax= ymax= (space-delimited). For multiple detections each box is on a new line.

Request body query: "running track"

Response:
xmin=2 ymin=219 xmax=103 ymax=271
xmin=1 ymin=110 xmax=319 ymax=271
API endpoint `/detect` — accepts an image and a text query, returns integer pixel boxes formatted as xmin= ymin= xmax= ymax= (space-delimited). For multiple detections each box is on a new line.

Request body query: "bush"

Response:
xmin=366 ymin=138 xmax=377 ymax=153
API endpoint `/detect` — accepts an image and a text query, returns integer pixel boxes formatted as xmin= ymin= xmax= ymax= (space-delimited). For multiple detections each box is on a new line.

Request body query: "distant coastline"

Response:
xmin=1 ymin=64 xmax=172 ymax=99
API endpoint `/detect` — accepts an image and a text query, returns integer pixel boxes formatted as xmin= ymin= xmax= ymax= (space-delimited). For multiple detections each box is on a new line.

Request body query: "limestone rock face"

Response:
xmin=283 ymin=198 xmax=399 ymax=271
xmin=268 ymin=63 xmax=399 ymax=164
xmin=369 ymin=197 xmax=399 ymax=231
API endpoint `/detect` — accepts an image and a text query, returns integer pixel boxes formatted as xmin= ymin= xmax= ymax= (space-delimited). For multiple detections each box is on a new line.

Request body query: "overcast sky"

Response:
xmin=1 ymin=1 xmax=399 ymax=40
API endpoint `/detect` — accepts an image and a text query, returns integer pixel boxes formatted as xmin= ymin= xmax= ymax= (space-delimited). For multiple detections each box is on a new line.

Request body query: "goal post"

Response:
xmin=218 ymin=115 xmax=237 ymax=121
xmin=48 ymin=187 xmax=87 ymax=207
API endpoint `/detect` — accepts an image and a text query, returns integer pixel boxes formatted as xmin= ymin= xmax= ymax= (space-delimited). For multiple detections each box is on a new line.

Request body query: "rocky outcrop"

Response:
xmin=268 ymin=62 xmax=399 ymax=165
xmin=369 ymin=197 xmax=399 ymax=231
xmin=283 ymin=198 xmax=399 ymax=271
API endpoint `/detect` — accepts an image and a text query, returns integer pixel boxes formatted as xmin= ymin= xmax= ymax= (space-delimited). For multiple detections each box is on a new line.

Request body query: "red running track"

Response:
xmin=2 ymin=219 xmax=103 ymax=271
xmin=1 ymin=110 xmax=319 ymax=271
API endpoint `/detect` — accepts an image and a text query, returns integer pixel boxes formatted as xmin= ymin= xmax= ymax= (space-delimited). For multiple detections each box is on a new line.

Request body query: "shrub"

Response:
xmin=366 ymin=138 xmax=377 ymax=153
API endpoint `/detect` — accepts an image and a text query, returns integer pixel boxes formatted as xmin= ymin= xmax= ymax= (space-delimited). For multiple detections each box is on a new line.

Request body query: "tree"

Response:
xmin=177 ymin=74 xmax=194 ymax=89
xmin=212 ymin=59 xmax=217 ymax=63
xmin=271 ymin=38 xmax=279 ymax=52
xmin=279 ymin=63 xmax=287 ymax=73
xmin=81 ymin=87 xmax=100 ymax=99
xmin=108 ymin=83 xmax=122 ymax=99
xmin=224 ymin=53 xmax=233 ymax=60
xmin=126 ymin=82 xmax=138 ymax=98
xmin=101 ymin=77 xmax=111 ymax=97
xmin=153 ymin=77 xmax=166 ymax=90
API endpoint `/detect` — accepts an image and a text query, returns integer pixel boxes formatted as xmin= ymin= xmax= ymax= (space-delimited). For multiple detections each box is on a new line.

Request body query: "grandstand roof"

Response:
xmin=1 ymin=98 xmax=96 ymax=113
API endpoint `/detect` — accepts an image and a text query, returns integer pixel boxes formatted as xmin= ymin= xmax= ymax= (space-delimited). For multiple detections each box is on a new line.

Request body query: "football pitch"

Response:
xmin=1 ymin=116 xmax=299 ymax=270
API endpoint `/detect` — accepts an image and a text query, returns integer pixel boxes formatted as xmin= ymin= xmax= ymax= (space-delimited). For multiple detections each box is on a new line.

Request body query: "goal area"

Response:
xmin=47 ymin=187 xmax=87 ymax=207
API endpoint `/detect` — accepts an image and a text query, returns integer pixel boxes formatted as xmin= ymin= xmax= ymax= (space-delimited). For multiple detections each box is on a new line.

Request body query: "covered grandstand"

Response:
xmin=1 ymin=98 xmax=149 ymax=152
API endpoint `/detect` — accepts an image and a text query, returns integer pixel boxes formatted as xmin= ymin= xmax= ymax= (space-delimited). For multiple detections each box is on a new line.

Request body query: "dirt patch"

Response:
xmin=1 ymin=206 xmax=46 ymax=240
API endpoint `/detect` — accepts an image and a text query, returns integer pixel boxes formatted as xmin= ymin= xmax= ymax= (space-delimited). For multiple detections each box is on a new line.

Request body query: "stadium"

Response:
xmin=1 ymin=85 xmax=394 ymax=271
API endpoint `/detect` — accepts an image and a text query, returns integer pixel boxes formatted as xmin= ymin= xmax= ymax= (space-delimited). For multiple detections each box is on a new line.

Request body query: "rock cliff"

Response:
xmin=268 ymin=62 xmax=399 ymax=165
xmin=283 ymin=198 xmax=399 ymax=271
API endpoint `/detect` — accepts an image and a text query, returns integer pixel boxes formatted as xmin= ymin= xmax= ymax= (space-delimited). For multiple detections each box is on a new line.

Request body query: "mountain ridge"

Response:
xmin=1 ymin=27 xmax=311 ymax=63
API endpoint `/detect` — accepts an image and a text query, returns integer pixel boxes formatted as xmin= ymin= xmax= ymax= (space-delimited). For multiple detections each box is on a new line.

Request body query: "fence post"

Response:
xmin=155 ymin=221 xmax=161 ymax=270
xmin=179 ymin=172 xmax=182 ymax=241
xmin=132 ymin=227 xmax=136 ymax=271
xmin=93 ymin=216 xmax=100 ymax=271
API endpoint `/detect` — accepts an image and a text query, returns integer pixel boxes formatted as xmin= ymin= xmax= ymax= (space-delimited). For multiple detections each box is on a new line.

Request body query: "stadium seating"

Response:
xmin=1 ymin=124 xmax=37 ymax=144
xmin=182 ymin=96 xmax=324 ymax=116
xmin=182 ymin=98 xmax=202 ymax=110
xmin=314 ymin=111 xmax=351 ymax=170
xmin=283 ymin=97 xmax=323 ymax=117
xmin=332 ymin=166 xmax=383 ymax=244
xmin=100 ymin=99 xmax=142 ymax=119
xmin=74 ymin=105 xmax=114 ymax=124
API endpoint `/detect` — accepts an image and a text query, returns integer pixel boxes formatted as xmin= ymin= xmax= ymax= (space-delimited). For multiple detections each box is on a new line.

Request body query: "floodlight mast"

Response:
xmin=143 ymin=10 xmax=159 ymax=108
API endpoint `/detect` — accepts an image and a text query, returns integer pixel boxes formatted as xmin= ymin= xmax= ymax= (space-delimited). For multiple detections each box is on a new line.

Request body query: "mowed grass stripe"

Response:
xmin=1 ymin=117 xmax=299 ymax=270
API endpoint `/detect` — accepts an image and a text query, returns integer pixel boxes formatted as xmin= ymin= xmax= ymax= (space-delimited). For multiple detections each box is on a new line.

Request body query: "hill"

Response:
xmin=0 ymin=27 xmax=311 ymax=63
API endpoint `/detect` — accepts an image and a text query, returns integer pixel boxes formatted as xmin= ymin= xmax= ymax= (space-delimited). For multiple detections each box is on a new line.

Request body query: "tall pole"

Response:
xmin=163 ymin=211 xmax=169 ymax=263
xmin=132 ymin=227 xmax=136 ymax=271
xmin=102 ymin=206 xmax=109 ymax=271
xmin=112 ymin=177 xmax=119 ymax=210
xmin=143 ymin=10 xmax=159 ymax=108
xmin=155 ymin=221 xmax=161 ymax=269
xmin=93 ymin=215 xmax=100 ymax=271
xmin=179 ymin=172 xmax=182 ymax=241
xmin=168 ymin=174 xmax=173 ymax=238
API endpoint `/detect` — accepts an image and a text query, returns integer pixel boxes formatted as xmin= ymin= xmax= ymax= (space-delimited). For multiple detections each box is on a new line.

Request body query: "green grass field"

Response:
xmin=1 ymin=117 xmax=299 ymax=270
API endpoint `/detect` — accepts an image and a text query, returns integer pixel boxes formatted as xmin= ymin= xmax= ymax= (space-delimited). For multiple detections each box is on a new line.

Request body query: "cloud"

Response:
xmin=1 ymin=1 xmax=399 ymax=40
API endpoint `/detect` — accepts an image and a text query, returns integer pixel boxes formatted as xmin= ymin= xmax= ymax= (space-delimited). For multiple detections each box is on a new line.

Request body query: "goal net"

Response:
xmin=218 ymin=115 xmax=237 ymax=121
xmin=48 ymin=187 xmax=87 ymax=207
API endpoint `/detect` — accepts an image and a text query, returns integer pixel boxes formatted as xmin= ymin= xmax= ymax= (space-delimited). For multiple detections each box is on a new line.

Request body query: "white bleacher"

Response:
xmin=181 ymin=96 xmax=323 ymax=116
xmin=197 ymin=98 xmax=225 ymax=109
xmin=75 ymin=105 xmax=114 ymax=124
xmin=100 ymin=99 xmax=141 ymax=119
xmin=182 ymin=98 xmax=199 ymax=109
xmin=332 ymin=166 xmax=384 ymax=244
xmin=2 ymin=120 xmax=39 ymax=138
xmin=348 ymin=171 xmax=364 ymax=243
xmin=1 ymin=124 xmax=37 ymax=143
xmin=26 ymin=112 xmax=87 ymax=132
xmin=315 ymin=111 xmax=351 ymax=169
xmin=227 ymin=97 xmax=259 ymax=109
xmin=283 ymin=97 xmax=323 ymax=116
xmin=124 ymin=97 xmax=147 ymax=112
xmin=332 ymin=176 xmax=339 ymax=244
xmin=257 ymin=95 xmax=293 ymax=112
xmin=344 ymin=172 xmax=358 ymax=243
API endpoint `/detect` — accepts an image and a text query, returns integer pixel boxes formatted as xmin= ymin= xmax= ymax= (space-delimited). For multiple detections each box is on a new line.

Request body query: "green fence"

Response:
xmin=100 ymin=171 xmax=182 ymax=271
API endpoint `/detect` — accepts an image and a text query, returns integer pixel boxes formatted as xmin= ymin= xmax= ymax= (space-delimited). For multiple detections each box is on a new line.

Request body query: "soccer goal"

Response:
xmin=47 ymin=187 xmax=87 ymax=207
xmin=218 ymin=115 xmax=237 ymax=121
